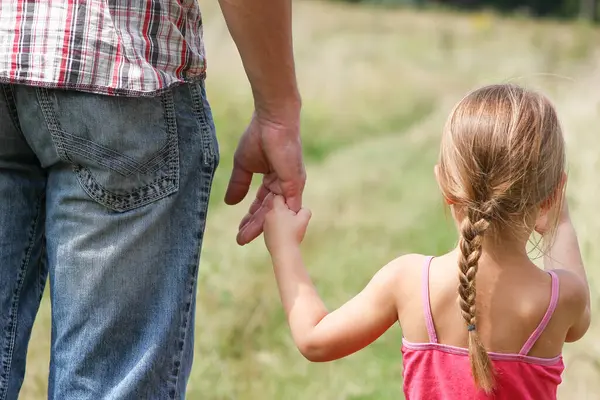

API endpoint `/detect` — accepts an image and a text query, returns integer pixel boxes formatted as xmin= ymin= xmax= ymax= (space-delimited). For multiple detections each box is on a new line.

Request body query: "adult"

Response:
xmin=0 ymin=0 xmax=305 ymax=398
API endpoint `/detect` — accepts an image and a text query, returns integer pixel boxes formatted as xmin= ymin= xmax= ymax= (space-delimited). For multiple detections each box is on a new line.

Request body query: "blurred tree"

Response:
xmin=332 ymin=0 xmax=595 ymax=22
xmin=580 ymin=0 xmax=598 ymax=21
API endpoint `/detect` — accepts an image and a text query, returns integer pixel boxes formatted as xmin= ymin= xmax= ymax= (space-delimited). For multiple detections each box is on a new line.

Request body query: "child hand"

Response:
xmin=264 ymin=195 xmax=312 ymax=253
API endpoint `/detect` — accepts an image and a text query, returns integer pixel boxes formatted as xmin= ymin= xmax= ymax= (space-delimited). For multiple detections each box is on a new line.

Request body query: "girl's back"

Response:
xmin=399 ymin=253 xmax=571 ymax=399
xmin=261 ymin=84 xmax=591 ymax=399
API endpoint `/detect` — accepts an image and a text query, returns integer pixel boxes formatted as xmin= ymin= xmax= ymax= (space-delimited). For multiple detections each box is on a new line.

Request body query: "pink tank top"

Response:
xmin=401 ymin=256 xmax=564 ymax=399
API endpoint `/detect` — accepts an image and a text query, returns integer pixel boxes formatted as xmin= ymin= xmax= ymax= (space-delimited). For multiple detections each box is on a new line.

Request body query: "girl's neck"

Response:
xmin=452 ymin=235 xmax=534 ymax=271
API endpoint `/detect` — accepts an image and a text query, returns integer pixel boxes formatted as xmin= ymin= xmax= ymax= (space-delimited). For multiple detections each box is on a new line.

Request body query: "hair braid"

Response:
xmin=439 ymin=84 xmax=566 ymax=393
xmin=458 ymin=205 xmax=495 ymax=393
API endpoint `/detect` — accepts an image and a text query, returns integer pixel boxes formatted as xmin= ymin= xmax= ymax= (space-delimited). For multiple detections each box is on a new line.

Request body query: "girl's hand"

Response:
xmin=264 ymin=195 xmax=312 ymax=253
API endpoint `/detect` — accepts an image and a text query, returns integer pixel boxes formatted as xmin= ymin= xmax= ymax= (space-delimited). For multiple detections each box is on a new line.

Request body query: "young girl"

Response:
xmin=262 ymin=84 xmax=591 ymax=399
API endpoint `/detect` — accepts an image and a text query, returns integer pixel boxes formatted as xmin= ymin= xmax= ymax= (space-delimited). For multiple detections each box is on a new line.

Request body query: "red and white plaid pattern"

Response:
xmin=0 ymin=1 xmax=205 ymax=96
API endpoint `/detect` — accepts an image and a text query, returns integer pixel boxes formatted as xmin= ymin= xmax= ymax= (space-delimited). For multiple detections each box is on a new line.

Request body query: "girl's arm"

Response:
xmin=542 ymin=198 xmax=591 ymax=342
xmin=263 ymin=196 xmax=401 ymax=362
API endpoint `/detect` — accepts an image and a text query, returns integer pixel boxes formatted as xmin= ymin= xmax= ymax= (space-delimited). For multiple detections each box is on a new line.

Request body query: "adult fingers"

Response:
xmin=262 ymin=133 xmax=305 ymax=213
xmin=224 ymin=163 xmax=253 ymax=206
xmin=238 ymin=184 xmax=270 ymax=230
xmin=284 ymin=193 xmax=303 ymax=214
xmin=238 ymin=212 xmax=253 ymax=232
xmin=264 ymin=172 xmax=304 ymax=213
xmin=236 ymin=192 xmax=275 ymax=245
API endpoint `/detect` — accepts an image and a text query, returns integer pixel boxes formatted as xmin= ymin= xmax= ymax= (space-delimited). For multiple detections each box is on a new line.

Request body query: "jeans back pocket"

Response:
xmin=36 ymin=88 xmax=180 ymax=212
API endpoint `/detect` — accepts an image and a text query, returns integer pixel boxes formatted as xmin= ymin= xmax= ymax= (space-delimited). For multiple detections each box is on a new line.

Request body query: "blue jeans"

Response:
xmin=0 ymin=82 xmax=219 ymax=399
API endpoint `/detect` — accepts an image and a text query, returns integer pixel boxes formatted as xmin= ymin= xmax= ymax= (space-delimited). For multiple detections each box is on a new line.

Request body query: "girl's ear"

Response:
xmin=555 ymin=171 xmax=568 ymax=208
xmin=559 ymin=171 xmax=568 ymax=193
xmin=542 ymin=171 xmax=568 ymax=210
xmin=434 ymin=164 xmax=454 ymax=205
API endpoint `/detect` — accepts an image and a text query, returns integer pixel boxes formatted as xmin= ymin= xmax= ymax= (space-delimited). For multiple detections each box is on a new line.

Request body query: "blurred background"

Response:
xmin=22 ymin=0 xmax=600 ymax=399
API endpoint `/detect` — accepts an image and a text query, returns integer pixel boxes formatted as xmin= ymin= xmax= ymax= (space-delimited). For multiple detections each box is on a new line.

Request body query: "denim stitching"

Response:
xmin=0 ymin=72 xmax=206 ymax=98
xmin=0 ymin=192 xmax=44 ymax=400
xmin=55 ymin=131 xmax=173 ymax=177
xmin=38 ymin=241 xmax=48 ymax=302
xmin=36 ymin=87 xmax=180 ymax=212
xmin=169 ymin=84 xmax=218 ymax=399
xmin=76 ymin=90 xmax=179 ymax=211
xmin=161 ymin=90 xmax=180 ymax=191
xmin=1 ymin=85 xmax=23 ymax=136
xmin=70 ymin=90 xmax=180 ymax=211
xmin=198 ymin=83 xmax=219 ymax=164
xmin=59 ymin=139 xmax=137 ymax=176
xmin=188 ymin=83 xmax=215 ymax=165
xmin=35 ymin=88 xmax=72 ymax=162
xmin=170 ymin=161 xmax=217 ymax=400
xmin=74 ymin=166 xmax=178 ymax=212
xmin=55 ymin=131 xmax=141 ymax=175
xmin=139 ymin=143 xmax=174 ymax=175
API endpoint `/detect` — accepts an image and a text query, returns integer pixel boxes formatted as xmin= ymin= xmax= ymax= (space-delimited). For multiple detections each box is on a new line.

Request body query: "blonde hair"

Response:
xmin=437 ymin=84 xmax=566 ymax=393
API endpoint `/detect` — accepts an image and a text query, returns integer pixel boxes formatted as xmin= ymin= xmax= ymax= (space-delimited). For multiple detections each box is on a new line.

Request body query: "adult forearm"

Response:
xmin=219 ymin=0 xmax=301 ymax=121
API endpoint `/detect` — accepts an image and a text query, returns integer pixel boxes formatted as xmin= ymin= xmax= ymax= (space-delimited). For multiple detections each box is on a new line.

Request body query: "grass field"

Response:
xmin=20 ymin=1 xmax=600 ymax=399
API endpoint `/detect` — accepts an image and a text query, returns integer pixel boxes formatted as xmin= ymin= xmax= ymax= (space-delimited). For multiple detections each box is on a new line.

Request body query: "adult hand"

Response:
xmin=218 ymin=0 xmax=303 ymax=245
xmin=225 ymin=111 xmax=306 ymax=246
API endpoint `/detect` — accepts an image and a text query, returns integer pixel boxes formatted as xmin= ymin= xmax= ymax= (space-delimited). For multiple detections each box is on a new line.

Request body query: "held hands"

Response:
xmin=225 ymin=112 xmax=306 ymax=246
xmin=264 ymin=195 xmax=312 ymax=254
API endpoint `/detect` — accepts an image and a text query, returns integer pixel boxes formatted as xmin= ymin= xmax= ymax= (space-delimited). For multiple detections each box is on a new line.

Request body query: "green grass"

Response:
xmin=20 ymin=1 xmax=600 ymax=399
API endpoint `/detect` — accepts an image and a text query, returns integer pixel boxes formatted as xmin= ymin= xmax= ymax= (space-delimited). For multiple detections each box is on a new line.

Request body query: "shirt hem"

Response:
xmin=0 ymin=72 xmax=206 ymax=97
xmin=401 ymin=339 xmax=563 ymax=367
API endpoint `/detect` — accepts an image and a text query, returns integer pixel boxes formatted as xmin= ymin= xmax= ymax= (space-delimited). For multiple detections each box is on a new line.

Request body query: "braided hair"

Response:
xmin=458 ymin=206 xmax=494 ymax=391
xmin=437 ymin=84 xmax=566 ymax=393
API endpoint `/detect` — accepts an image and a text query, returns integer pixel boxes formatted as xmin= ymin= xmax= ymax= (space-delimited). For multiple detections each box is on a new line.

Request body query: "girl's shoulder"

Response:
xmin=551 ymin=269 xmax=590 ymax=342
xmin=552 ymin=269 xmax=588 ymax=306
xmin=381 ymin=253 xmax=437 ymax=301
xmin=382 ymin=252 xmax=463 ymax=310
xmin=382 ymin=252 xmax=456 ymax=280
xmin=383 ymin=253 xmax=431 ymax=276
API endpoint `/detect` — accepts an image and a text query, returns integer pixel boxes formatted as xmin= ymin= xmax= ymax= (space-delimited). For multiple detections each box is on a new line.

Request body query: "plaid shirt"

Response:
xmin=0 ymin=1 xmax=205 ymax=96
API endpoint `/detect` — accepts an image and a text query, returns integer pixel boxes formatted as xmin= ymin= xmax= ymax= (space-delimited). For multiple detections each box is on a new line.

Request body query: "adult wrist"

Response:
xmin=254 ymin=92 xmax=302 ymax=125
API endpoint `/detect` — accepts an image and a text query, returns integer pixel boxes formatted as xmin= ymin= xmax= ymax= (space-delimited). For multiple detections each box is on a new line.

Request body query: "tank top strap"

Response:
xmin=421 ymin=256 xmax=438 ymax=344
xmin=519 ymin=270 xmax=560 ymax=356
